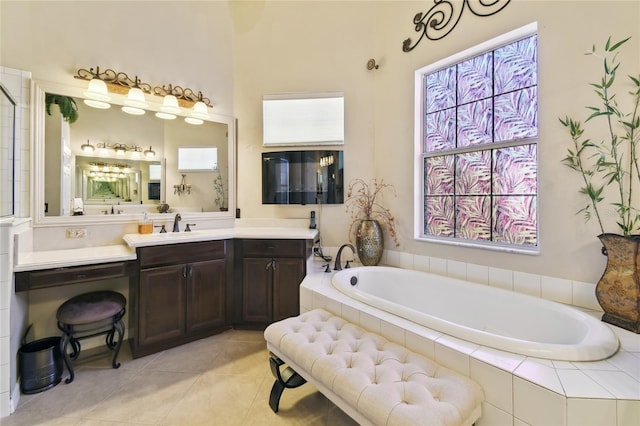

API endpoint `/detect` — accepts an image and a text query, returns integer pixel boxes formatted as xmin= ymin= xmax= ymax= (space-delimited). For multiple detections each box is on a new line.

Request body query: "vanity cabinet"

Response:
xmin=237 ymin=239 xmax=312 ymax=327
xmin=131 ymin=240 xmax=232 ymax=358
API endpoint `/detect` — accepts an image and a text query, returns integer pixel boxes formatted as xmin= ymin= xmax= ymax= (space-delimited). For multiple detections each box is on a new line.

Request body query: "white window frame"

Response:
xmin=413 ymin=22 xmax=539 ymax=254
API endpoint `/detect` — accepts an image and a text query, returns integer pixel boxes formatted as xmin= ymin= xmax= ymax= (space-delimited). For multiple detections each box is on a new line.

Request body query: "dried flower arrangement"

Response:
xmin=345 ymin=178 xmax=400 ymax=247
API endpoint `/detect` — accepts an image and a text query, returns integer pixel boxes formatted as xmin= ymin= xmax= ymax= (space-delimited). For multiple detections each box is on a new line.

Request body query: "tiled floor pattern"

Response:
xmin=3 ymin=330 xmax=357 ymax=426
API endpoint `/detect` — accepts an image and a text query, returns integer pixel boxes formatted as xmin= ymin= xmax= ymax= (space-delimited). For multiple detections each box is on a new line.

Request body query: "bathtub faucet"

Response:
xmin=334 ymin=243 xmax=355 ymax=271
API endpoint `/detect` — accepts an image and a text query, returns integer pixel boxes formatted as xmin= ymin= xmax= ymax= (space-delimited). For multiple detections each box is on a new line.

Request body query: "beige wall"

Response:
xmin=1 ymin=0 xmax=639 ymax=286
xmin=232 ymin=0 xmax=640 ymax=284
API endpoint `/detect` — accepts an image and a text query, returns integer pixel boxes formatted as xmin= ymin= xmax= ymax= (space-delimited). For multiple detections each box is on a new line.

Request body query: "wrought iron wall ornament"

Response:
xmin=402 ymin=0 xmax=511 ymax=52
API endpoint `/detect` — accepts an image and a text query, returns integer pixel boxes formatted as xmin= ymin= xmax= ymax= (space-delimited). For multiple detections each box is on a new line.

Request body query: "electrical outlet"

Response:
xmin=66 ymin=228 xmax=86 ymax=238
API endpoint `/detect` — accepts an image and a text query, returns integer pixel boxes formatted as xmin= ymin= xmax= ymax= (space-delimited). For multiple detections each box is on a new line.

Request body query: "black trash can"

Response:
xmin=19 ymin=327 xmax=63 ymax=394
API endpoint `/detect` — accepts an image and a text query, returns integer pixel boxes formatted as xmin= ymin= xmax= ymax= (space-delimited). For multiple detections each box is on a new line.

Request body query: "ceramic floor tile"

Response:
xmin=83 ymin=370 xmax=199 ymax=424
xmin=14 ymin=366 xmax=140 ymax=419
xmin=161 ymin=371 xmax=265 ymax=425
xmin=243 ymin=371 xmax=330 ymax=425
xmin=4 ymin=330 xmax=349 ymax=426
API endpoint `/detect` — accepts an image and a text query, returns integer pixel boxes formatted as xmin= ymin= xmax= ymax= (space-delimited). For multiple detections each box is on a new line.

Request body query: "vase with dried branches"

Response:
xmin=345 ymin=178 xmax=399 ymax=265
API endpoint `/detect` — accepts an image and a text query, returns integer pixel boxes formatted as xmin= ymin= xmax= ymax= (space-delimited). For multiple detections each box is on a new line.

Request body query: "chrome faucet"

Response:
xmin=334 ymin=243 xmax=355 ymax=271
xmin=172 ymin=213 xmax=182 ymax=232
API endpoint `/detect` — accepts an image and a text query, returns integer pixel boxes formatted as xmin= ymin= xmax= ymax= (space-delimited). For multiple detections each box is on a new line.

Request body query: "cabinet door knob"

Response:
xmin=183 ymin=265 xmax=187 ymax=278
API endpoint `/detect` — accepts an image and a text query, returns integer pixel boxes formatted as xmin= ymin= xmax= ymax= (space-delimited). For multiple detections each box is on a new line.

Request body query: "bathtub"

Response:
xmin=332 ymin=266 xmax=619 ymax=361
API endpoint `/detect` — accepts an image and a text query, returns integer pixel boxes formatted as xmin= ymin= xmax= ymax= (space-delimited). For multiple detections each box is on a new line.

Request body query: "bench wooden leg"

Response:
xmin=268 ymin=353 xmax=306 ymax=413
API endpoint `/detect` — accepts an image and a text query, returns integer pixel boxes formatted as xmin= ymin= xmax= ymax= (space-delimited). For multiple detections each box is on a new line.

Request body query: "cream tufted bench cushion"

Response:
xmin=264 ymin=308 xmax=484 ymax=426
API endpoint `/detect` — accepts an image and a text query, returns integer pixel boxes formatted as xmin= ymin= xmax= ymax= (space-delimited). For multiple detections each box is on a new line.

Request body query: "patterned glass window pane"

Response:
xmin=426 ymin=66 xmax=456 ymax=113
xmin=456 ymin=196 xmax=491 ymax=240
xmin=421 ymin=31 xmax=538 ymax=249
xmin=494 ymin=87 xmax=537 ymax=142
xmin=493 ymin=196 xmax=537 ymax=245
xmin=425 ymin=156 xmax=454 ymax=195
xmin=494 ymin=35 xmax=538 ymax=95
xmin=455 ymin=151 xmax=491 ymax=195
xmin=426 ymin=108 xmax=456 ymax=152
xmin=458 ymin=52 xmax=493 ymax=104
xmin=457 ymin=99 xmax=493 ymax=147
xmin=493 ymin=145 xmax=537 ymax=195
xmin=426 ymin=196 xmax=454 ymax=236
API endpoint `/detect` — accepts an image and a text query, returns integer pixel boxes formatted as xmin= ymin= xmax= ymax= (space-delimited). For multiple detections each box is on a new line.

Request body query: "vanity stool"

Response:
xmin=56 ymin=290 xmax=126 ymax=384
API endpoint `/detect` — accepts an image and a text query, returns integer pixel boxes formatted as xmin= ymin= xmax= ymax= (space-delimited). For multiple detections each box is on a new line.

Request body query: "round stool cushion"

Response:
xmin=57 ymin=291 xmax=126 ymax=325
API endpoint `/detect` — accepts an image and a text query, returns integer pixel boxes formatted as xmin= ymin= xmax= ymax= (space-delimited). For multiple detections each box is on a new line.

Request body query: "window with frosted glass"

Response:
xmin=422 ymin=34 xmax=538 ymax=248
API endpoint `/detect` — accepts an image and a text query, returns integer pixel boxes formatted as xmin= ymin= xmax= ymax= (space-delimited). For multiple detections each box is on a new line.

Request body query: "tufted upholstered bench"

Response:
xmin=56 ymin=291 xmax=126 ymax=384
xmin=264 ymin=308 xmax=484 ymax=426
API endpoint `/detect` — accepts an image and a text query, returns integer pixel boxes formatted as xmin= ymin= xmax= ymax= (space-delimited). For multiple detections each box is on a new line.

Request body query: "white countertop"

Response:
xmin=122 ymin=226 xmax=317 ymax=247
xmin=15 ymin=225 xmax=318 ymax=271
xmin=14 ymin=244 xmax=137 ymax=272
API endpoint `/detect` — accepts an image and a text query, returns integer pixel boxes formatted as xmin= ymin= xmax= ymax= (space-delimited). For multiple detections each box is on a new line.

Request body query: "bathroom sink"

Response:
xmin=123 ymin=228 xmax=233 ymax=247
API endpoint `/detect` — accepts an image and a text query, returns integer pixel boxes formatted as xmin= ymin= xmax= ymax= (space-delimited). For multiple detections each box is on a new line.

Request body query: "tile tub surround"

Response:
xmin=301 ymin=263 xmax=640 ymax=426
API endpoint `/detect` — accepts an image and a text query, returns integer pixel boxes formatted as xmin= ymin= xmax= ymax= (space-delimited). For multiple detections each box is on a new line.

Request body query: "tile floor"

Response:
xmin=3 ymin=330 xmax=357 ymax=426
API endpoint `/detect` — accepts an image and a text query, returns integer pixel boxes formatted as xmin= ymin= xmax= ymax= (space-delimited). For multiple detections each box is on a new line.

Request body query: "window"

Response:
xmin=177 ymin=146 xmax=218 ymax=172
xmin=414 ymin=23 xmax=538 ymax=252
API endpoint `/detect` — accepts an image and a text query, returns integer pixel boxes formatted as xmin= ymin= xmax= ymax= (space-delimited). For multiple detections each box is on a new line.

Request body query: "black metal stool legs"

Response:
xmin=59 ymin=327 xmax=75 ymax=384
xmin=108 ymin=314 xmax=125 ymax=369
xmin=57 ymin=307 xmax=125 ymax=384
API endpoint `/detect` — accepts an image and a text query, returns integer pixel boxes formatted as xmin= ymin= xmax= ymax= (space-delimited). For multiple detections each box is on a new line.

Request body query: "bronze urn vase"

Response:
xmin=356 ymin=219 xmax=384 ymax=266
xmin=597 ymin=233 xmax=640 ymax=333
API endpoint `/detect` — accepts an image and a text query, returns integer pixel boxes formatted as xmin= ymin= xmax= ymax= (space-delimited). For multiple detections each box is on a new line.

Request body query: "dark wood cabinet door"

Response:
xmin=138 ymin=264 xmax=186 ymax=346
xmin=187 ymin=258 xmax=226 ymax=334
xmin=272 ymin=258 xmax=305 ymax=321
xmin=242 ymin=258 xmax=272 ymax=323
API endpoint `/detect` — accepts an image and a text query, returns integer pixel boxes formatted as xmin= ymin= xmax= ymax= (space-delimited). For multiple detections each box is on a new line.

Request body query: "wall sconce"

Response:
xmin=94 ymin=141 xmax=155 ymax=159
xmin=174 ymin=174 xmax=191 ymax=195
xmin=75 ymin=66 xmax=213 ymax=123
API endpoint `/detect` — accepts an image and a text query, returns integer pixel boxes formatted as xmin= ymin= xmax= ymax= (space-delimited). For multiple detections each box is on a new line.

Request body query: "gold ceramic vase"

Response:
xmin=597 ymin=233 xmax=640 ymax=333
xmin=356 ymin=219 xmax=383 ymax=266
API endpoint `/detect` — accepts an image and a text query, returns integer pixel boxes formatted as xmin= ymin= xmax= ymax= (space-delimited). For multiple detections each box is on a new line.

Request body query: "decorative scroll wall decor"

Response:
xmin=402 ymin=0 xmax=511 ymax=52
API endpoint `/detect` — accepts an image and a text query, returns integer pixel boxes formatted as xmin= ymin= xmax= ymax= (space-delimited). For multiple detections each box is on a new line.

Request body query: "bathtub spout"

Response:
xmin=334 ymin=243 xmax=356 ymax=271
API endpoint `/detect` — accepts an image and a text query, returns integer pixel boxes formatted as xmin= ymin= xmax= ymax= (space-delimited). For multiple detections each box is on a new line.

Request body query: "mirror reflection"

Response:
xmin=42 ymin=90 xmax=230 ymax=218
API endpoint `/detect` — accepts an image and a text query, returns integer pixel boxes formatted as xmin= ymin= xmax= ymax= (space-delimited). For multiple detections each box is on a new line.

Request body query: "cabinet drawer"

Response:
xmin=242 ymin=239 xmax=307 ymax=257
xmin=139 ymin=240 xmax=226 ymax=268
xmin=16 ymin=262 xmax=132 ymax=291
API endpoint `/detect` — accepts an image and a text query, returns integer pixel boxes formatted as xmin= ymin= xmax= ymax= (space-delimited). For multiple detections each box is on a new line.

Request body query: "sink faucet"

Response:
xmin=334 ymin=243 xmax=355 ymax=271
xmin=172 ymin=213 xmax=181 ymax=232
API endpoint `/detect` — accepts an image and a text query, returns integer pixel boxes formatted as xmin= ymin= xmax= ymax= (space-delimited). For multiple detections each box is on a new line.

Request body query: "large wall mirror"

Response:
xmin=0 ymin=82 xmax=16 ymax=217
xmin=32 ymin=80 xmax=235 ymax=226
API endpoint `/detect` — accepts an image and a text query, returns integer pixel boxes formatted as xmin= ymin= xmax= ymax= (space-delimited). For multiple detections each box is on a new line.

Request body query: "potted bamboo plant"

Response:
xmin=561 ymin=36 xmax=640 ymax=333
xmin=345 ymin=178 xmax=400 ymax=265
xmin=213 ymin=169 xmax=227 ymax=211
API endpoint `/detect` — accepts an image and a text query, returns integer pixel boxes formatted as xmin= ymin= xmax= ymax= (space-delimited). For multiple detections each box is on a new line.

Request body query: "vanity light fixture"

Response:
xmin=94 ymin=141 xmax=153 ymax=158
xmin=144 ymin=146 xmax=156 ymax=159
xmin=155 ymin=94 xmax=180 ymax=120
xmin=75 ymin=67 xmax=214 ymax=119
xmin=83 ymin=76 xmax=111 ymax=110
xmin=122 ymin=84 xmax=148 ymax=115
xmin=81 ymin=140 xmax=95 ymax=153
xmin=184 ymin=93 xmax=211 ymax=125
